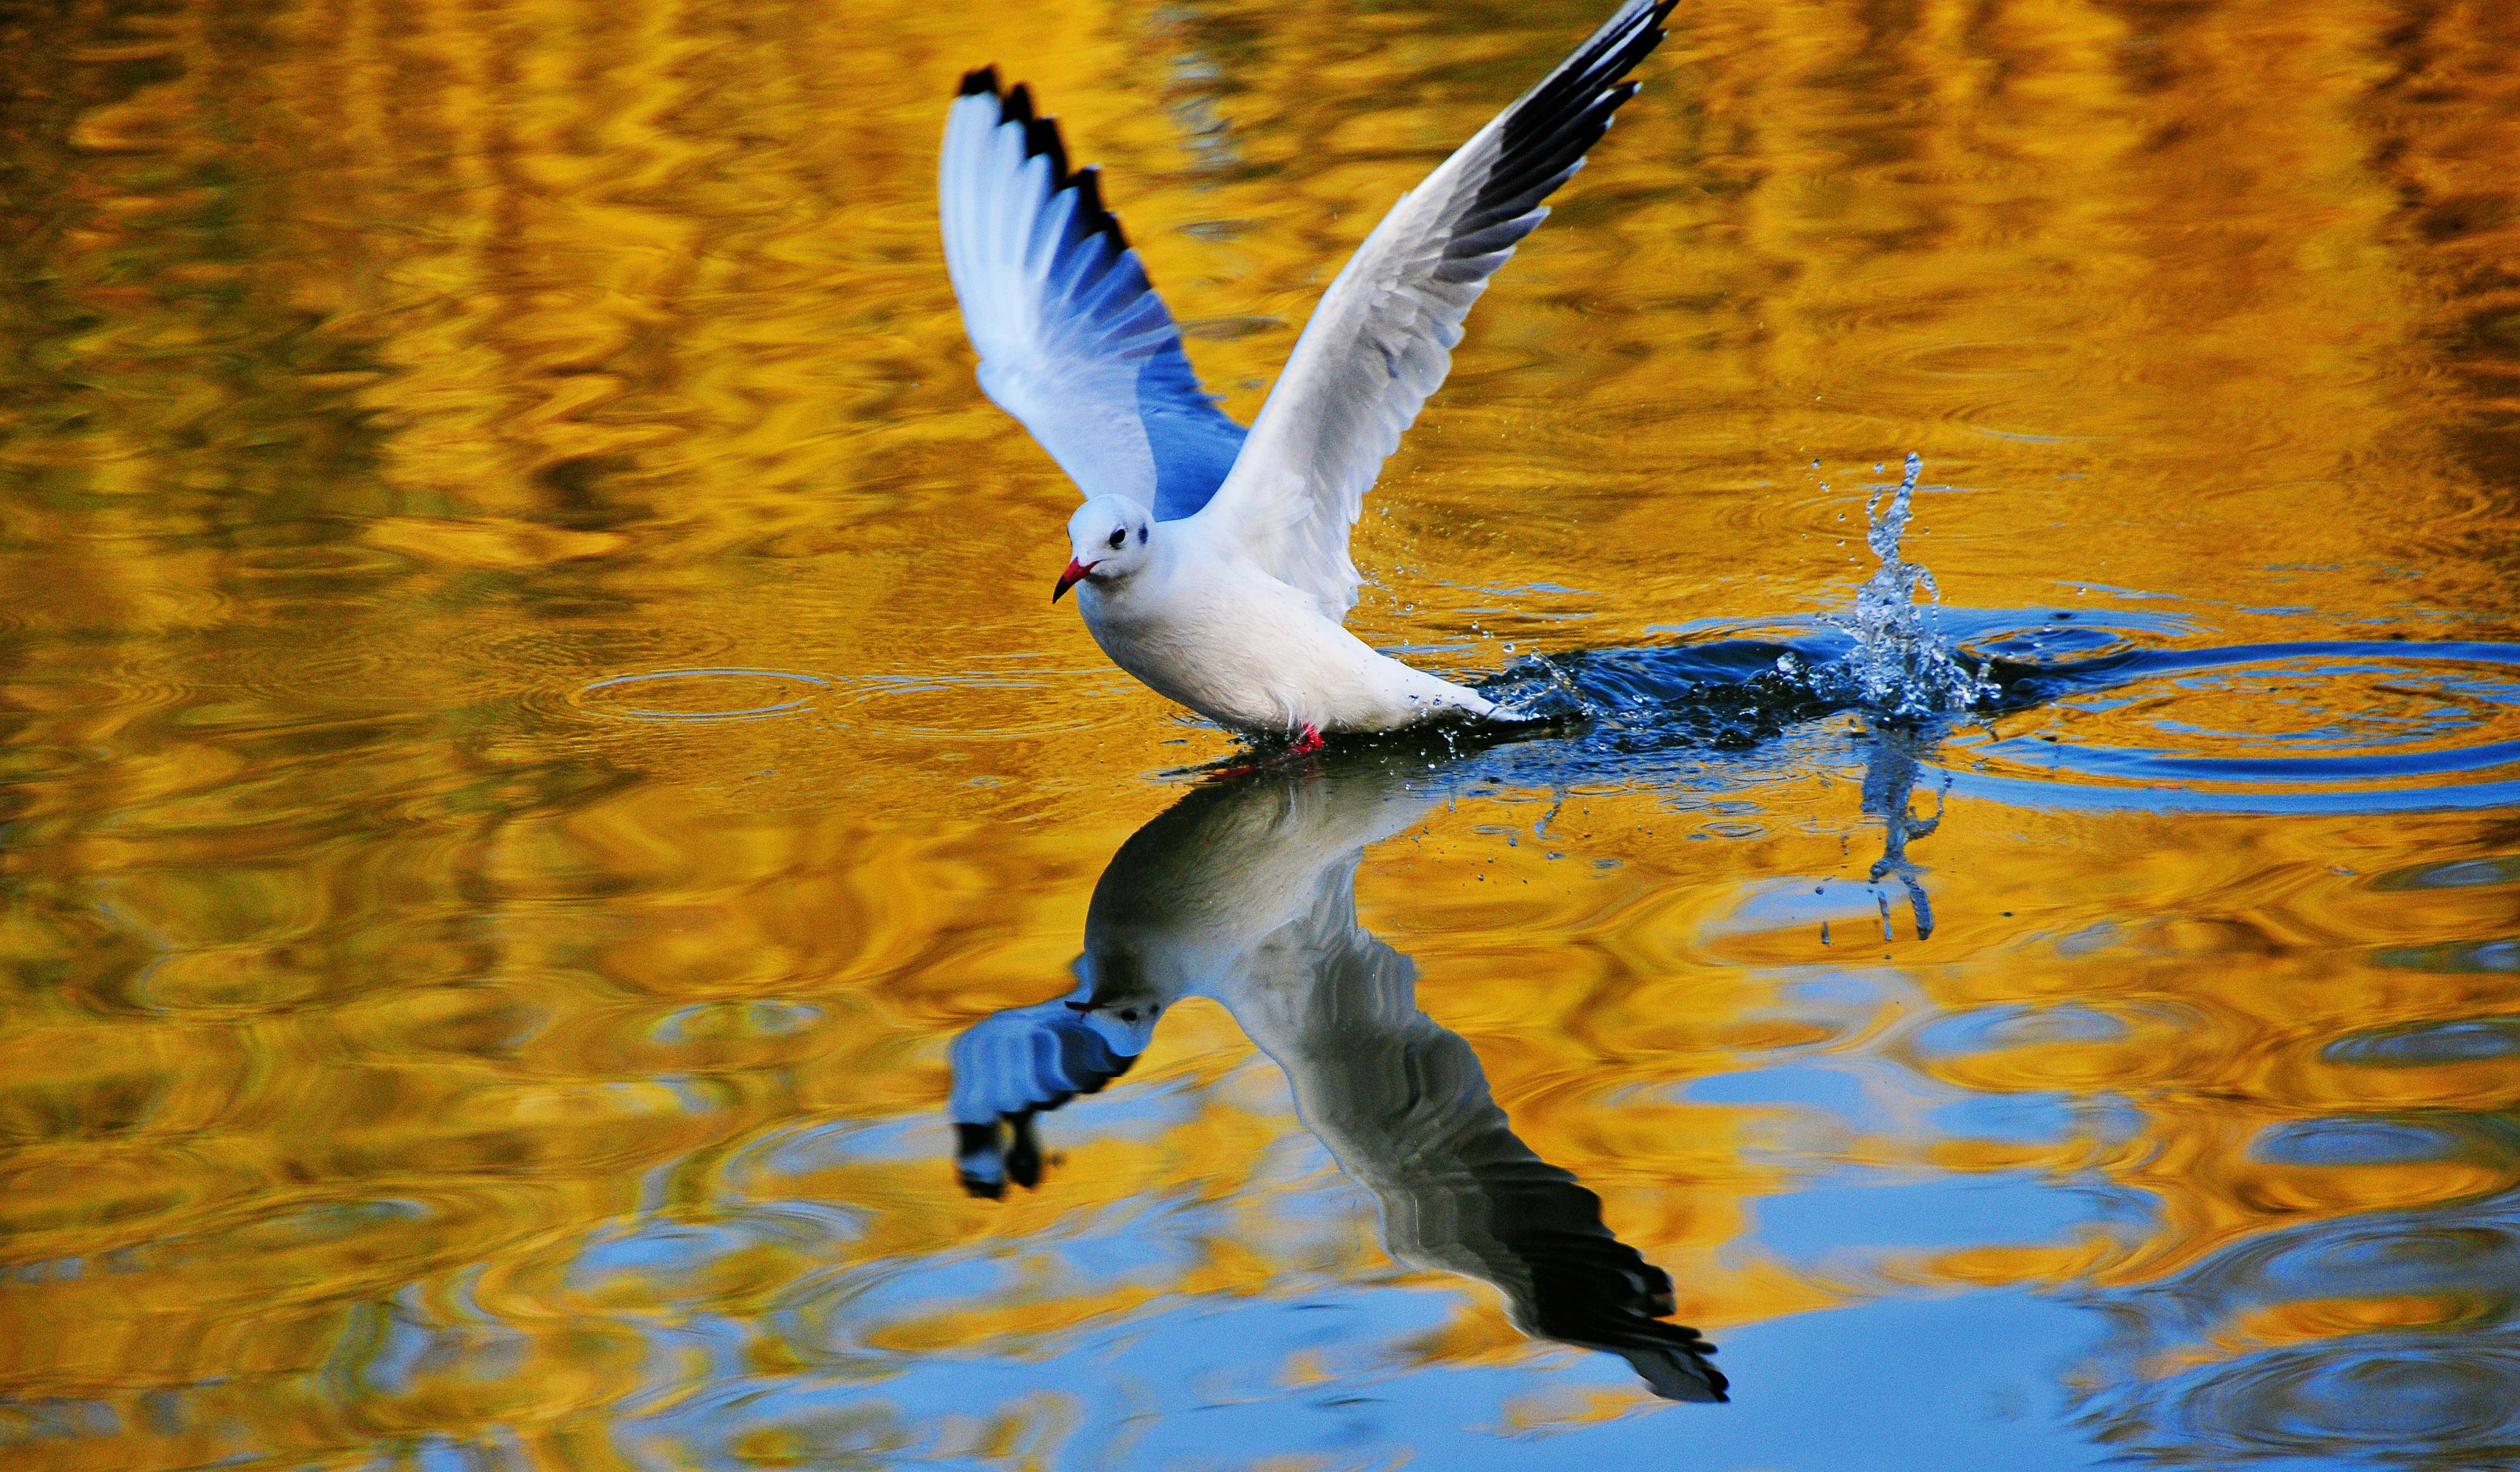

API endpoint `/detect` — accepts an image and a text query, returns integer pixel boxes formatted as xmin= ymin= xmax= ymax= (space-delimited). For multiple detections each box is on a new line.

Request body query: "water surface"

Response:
xmin=4 ymin=0 xmax=2519 ymax=1468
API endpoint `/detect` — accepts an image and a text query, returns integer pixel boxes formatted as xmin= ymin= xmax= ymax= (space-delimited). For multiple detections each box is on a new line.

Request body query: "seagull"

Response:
xmin=941 ymin=0 xmax=1673 ymax=750
xmin=947 ymin=756 xmax=1728 ymax=1402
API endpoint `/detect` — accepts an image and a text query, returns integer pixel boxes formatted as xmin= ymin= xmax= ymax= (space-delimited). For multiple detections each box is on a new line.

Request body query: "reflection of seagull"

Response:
xmin=946 ymin=759 xmax=1728 ymax=1402
xmin=939 ymin=2 xmax=1672 ymax=746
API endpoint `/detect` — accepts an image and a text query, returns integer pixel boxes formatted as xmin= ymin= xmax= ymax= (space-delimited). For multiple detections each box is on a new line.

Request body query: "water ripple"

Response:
xmin=2140 ymin=1336 xmax=2520 ymax=1463
xmin=577 ymin=668 xmax=833 ymax=723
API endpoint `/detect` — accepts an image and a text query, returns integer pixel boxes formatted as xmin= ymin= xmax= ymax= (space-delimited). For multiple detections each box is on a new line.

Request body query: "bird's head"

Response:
xmin=1054 ymin=495 xmax=1157 ymax=602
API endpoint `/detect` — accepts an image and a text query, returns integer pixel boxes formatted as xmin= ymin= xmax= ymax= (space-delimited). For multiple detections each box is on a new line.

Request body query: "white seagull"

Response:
xmin=941 ymin=0 xmax=1672 ymax=750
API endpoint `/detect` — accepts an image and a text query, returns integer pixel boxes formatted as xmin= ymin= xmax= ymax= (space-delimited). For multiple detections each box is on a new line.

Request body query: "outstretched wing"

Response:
xmin=940 ymin=69 xmax=1248 ymax=521
xmin=1191 ymin=0 xmax=1671 ymax=619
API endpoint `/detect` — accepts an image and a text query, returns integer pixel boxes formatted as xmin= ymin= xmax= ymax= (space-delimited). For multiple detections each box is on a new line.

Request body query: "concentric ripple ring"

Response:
xmin=576 ymin=668 xmax=833 ymax=723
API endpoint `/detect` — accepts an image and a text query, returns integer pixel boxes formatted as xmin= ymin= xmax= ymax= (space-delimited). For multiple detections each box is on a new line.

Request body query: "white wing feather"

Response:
xmin=1191 ymin=0 xmax=1673 ymax=619
xmin=940 ymin=70 xmax=1247 ymax=518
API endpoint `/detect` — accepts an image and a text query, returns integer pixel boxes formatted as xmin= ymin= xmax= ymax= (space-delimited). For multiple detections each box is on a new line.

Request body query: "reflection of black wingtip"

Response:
xmin=1005 ymin=1114 xmax=1042 ymax=1189
xmin=1626 ymin=1340 xmax=1728 ymax=1403
xmin=1617 ymin=1316 xmax=1727 ymax=1402
xmin=957 ymin=1113 xmax=1052 ymax=1199
xmin=1502 ymin=1212 xmax=1730 ymax=1401
xmin=955 ymin=1121 xmax=1008 ymax=1199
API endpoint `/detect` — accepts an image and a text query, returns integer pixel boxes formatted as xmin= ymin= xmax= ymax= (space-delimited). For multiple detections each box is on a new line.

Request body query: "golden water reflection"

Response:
xmin=3 ymin=0 xmax=2519 ymax=1466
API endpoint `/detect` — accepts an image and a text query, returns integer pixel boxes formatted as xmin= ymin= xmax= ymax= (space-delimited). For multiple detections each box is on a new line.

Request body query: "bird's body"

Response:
xmin=941 ymin=1 xmax=1671 ymax=740
xmin=1073 ymin=525 xmax=1504 ymax=736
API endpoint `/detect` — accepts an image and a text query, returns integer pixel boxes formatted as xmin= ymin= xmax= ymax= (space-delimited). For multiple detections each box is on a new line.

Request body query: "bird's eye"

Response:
xmin=1107 ymin=529 xmax=1126 ymax=549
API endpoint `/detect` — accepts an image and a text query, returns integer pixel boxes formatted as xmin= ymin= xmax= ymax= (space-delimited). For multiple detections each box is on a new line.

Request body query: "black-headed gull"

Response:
xmin=942 ymin=1 xmax=1673 ymax=749
xmin=948 ymin=757 xmax=1728 ymax=1401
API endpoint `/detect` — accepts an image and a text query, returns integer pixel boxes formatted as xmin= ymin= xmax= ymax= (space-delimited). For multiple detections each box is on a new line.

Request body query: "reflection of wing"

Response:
xmin=940 ymin=69 xmax=1246 ymax=518
xmin=947 ymin=1001 xmax=1141 ymax=1199
xmin=1245 ymin=881 xmax=1728 ymax=1402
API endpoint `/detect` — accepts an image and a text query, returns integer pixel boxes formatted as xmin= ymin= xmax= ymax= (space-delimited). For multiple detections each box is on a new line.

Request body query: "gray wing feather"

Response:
xmin=1192 ymin=0 xmax=1672 ymax=618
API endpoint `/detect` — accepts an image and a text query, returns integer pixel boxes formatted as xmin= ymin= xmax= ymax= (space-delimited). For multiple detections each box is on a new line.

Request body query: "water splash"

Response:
xmin=1809 ymin=453 xmax=1999 ymax=720
xmin=1266 ymin=454 xmax=2000 ymax=770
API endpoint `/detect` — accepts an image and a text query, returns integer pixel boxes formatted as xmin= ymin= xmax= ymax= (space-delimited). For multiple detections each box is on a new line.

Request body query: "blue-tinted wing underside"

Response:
xmin=940 ymin=69 xmax=1246 ymax=520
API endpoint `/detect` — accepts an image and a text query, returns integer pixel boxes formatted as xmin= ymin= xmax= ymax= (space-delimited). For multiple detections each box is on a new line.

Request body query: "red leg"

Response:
xmin=1202 ymin=724 xmax=1325 ymax=782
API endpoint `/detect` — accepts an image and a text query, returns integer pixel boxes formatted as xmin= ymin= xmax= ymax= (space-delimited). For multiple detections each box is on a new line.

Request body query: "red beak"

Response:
xmin=1053 ymin=558 xmax=1095 ymax=602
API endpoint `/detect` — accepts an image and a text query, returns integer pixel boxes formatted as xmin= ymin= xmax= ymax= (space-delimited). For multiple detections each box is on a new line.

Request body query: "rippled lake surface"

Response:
xmin=5 ymin=1 xmax=2519 ymax=1467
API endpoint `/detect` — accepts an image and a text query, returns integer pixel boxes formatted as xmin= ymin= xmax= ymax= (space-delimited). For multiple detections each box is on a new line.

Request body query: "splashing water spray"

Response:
xmin=1467 ymin=452 xmax=1999 ymax=752
xmin=1811 ymin=452 xmax=1999 ymax=720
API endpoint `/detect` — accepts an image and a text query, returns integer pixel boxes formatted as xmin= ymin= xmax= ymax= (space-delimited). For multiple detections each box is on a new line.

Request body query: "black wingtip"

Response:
xmin=954 ymin=71 xmax=1138 ymax=267
xmin=1026 ymin=115 xmax=1069 ymax=185
xmin=1072 ymin=166 xmax=1131 ymax=252
xmin=1449 ymin=0 xmax=1670 ymax=249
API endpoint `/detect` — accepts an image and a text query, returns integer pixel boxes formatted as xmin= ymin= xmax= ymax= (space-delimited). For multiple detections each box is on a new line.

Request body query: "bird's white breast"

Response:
xmin=1077 ymin=550 xmax=1494 ymax=736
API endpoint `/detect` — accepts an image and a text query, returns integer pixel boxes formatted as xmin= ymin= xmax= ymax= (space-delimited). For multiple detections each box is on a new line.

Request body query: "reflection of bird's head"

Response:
xmin=1063 ymin=993 xmax=1164 ymax=1025
xmin=1063 ymin=947 xmax=1168 ymax=1054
